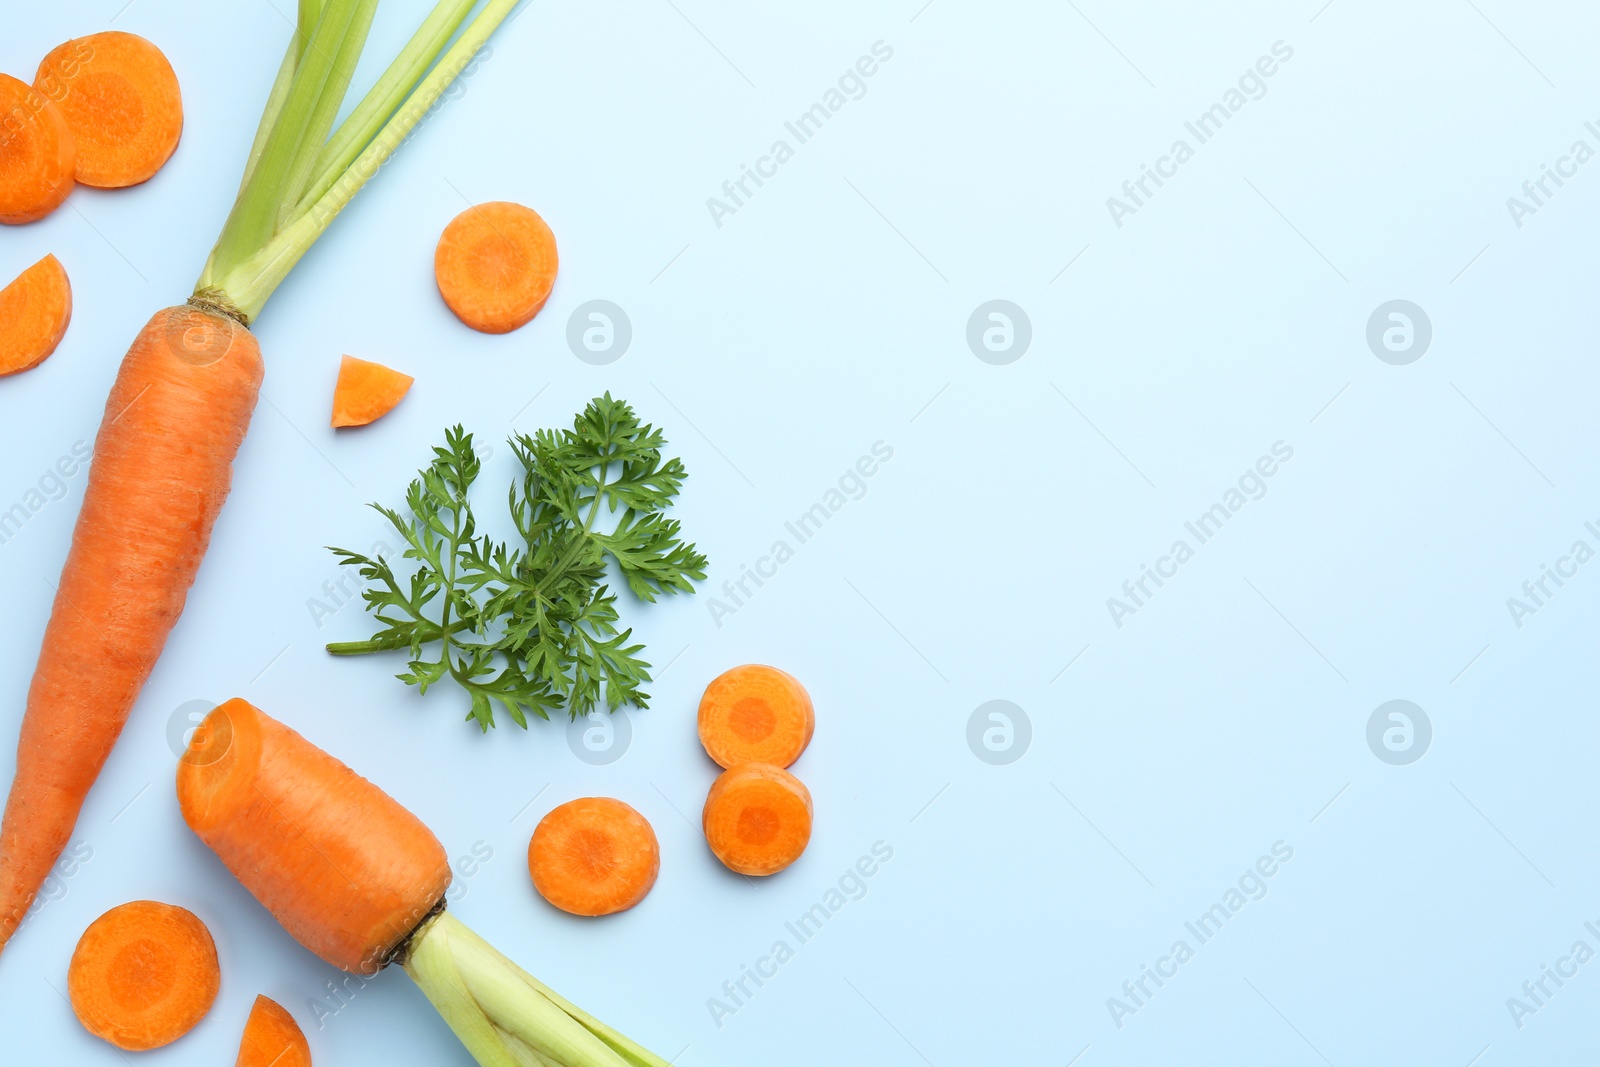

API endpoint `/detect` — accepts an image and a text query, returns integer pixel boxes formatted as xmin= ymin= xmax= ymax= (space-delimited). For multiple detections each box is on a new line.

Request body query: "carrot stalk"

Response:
xmin=179 ymin=700 xmax=670 ymax=1067
xmin=0 ymin=0 xmax=523 ymax=954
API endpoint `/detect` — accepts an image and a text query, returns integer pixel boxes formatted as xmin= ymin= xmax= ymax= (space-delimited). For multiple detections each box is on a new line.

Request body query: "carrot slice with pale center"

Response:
xmin=234 ymin=995 xmax=312 ymax=1067
xmin=529 ymin=797 xmax=659 ymax=916
xmin=67 ymin=900 xmax=220 ymax=1051
xmin=331 ymin=354 xmax=413 ymax=427
xmin=698 ymin=664 xmax=814 ymax=769
xmin=0 ymin=73 xmax=76 ymax=224
xmin=435 ymin=201 xmax=558 ymax=334
xmin=702 ymin=764 xmax=813 ymax=876
xmin=0 ymin=254 xmax=72 ymax=376
xmin=34 ymin=32 xmax=183 ymax=189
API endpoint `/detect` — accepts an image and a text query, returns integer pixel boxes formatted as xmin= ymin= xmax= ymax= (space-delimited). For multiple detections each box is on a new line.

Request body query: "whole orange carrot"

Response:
xmin=0 ymin=0 xmax=523 ymax=951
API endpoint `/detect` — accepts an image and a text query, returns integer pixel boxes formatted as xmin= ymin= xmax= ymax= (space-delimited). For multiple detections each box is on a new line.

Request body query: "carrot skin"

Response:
xmin=0 ymin=306 xmax=261 ymax=951
xmin=178 ymin=699 xmax=451 ymax=974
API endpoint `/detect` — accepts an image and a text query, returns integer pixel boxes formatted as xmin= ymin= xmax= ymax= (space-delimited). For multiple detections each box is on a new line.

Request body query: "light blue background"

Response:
xmin=3 ymin=1 xmax=1598 ymax=1063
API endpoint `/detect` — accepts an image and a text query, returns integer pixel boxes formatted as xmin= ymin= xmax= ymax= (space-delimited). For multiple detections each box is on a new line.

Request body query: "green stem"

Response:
xmin=203 ymin=0 xmax=368 ymax=285
xmin=212 ymin=0 xmax=521 ymax=322
xmin=295 ymin=0 xmax=479 ymax=216
xmin=403 ymin=912 xmax=671 ymax=1067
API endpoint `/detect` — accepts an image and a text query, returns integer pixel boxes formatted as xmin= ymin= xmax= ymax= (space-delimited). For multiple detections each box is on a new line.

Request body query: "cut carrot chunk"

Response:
xmin=435 ymin=201 xmax=558 ymax=334
xmin=34 ymin=32 xmax=183 ymax=189
xmin=331 ymin=354 xmax=413 ymax=427
xmin=67 ymin=900 xmax=220 ymax=1051
xmin=0 ymin=254 xmax=72 ymax=376
xmin=0 ymin=73 xmax=75 ymax=224
xmin=698 ymin=664 xmax=814 ymax=770
xmin=529 ymin=797 xmax=659 ymax=916
xmin=702 ymin=764 xmax=813 ymax=876
xmin=234 ymin=995 xmax=311 ymax=1067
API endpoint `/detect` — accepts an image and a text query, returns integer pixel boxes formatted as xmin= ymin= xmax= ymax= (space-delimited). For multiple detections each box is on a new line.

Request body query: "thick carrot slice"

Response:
xmin=0 ymin=306 xmax=260 ymax=953
xmin=67 ymin=900 xmax=220 ymax=1051
xmin=331 ymin=353 xmax=413 ymax=427
xmin=529 ymin=798 xmax=659 ymax=916
xmin=698 ymin=664 xmax=814 ymax=770
xmin=234 ymin=995 xmax=312 ymax=1067
xmin=0 ymin=73 xmax=75 ymax=224
xmin=702 ymin=764 xmax=813 ymax=876
xmin=0 ymin=254 xmax=72 ymax=376
xmin=434 ymin=201 xmax=558 ymax=334
xmin=177 ymin=698 xmax=451 ymax=975
xmin=34 ymin=32 xmax=183 ymax=189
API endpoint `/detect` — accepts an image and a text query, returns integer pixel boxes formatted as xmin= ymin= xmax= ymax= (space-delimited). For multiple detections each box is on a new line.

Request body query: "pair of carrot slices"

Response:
xmin=327 ymin=200 xmax=559 ymax=427
xmin=66 ymin=899 xmax=309 ymax=1063
xmin=1 ymin=31 xmax=183 ymax=223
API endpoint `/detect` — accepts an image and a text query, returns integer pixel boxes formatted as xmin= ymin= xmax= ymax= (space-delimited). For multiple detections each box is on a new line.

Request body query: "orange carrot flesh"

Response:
xmin=331 ymin=353 xmax=413 ymax=427
xmin=702 ymin=764 xmax=813 ymax=876
xmin=0 ymin=306 xmax=261 ymax=951
xmin=34 ymin=32 xmax=183 ymax=189
xmin=697 ymin=664 xmax=814 ymax=770
xmin=177 ymin=698 xmax=451 ymax=974
xmin=528 ymin=798 xmax=659 ymax=917
xmin=0 ymin=253 xmax=72 ymax=376
xmin=0 ymin=73 xmax=76 ymax=224
xmin=67 ymin=900 xmax=220 ymax=1051
xmin=434 ymin=201 xmax=558 ymax=334
xmin=234 ymin=994 xmax=312 ymax=1067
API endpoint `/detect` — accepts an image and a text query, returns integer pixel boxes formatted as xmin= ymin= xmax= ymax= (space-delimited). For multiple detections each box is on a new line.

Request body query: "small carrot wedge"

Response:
xmin=0 ymin=254 xmax=72 ymax=376
xmin=234 ymin=995 xmax=311 ymax=1067
xmin=529 ymin=797 xmax=660 ymax=917
xmin=34 ymin=32 xmax=183 ymax=189
xmin=332 ymin=354 xmax=413 ymax=427
xmin=178 ymin=698 xmax=451 ymax=975
xmin=67 ymin=900 xmax=220 ymax=1051
xmin=698 ymin=664 xmax=814 ymax=770
xmin=434 ymin=201 xmax=558 ymax=334
xmin=0 ymin=73 xmax=76 ymax=224
xmin=702 ymin=764 xmax=813 ymax=876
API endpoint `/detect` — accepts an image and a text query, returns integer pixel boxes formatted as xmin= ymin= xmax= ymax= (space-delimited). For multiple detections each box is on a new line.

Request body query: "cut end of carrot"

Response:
xmin=698 ymin=664 xmax=814 ymax=770
xmin=67 ymin=900 xmax=220 ymax=1051
xmin=177 ymin=698 xmax=450 ymax=975
xmin=0 ymin=73 xmax=75 ymax=224
xmin=435 ymin=201 xmax=558 ymax=334
xmin=529 ymin=797 xmax=659 ymax=916
xmin=35 ymin=32 xmax=183 ymax=189
xmin=702 ymin=764 xmax=813 ymax=877
xmin=0 ymin=254 xmax=72 ymax=376
xmin=234 ymin=995 xmax=311 ymax=1067
xmin=332 ymin=354 xmax=413 ymax=427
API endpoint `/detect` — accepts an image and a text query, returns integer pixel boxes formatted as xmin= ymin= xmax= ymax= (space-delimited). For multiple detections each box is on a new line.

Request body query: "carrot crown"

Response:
xmin=195 ymin=0 xmax=521 ymax=324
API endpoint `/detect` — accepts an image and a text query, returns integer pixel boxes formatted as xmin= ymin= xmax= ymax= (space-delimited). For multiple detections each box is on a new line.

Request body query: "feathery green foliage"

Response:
xmin=327 ymin=395 xmax=707 ymax=732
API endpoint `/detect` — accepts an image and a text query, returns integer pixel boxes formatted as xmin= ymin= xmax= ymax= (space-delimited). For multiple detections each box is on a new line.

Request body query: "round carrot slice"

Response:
xmin=0 ymin=73 xmax=76 ymax=224
xmin=34 ymin=32 xmax=183 ymax=189
xmin=234 ymin=995 xmax=311 ymax=1067
xmin=0 ymin=254 xmax=72 ymax=376
xmin=702 ymin=764 xmax=813 ymax=876
xmin=698 ymin=664 xmax=814 ymax=769
xmin=434 ymin=201 xmax=558 ymax=334
xmin=67 ymin=900 xmax=220 ymax=1051
xmin=528 ymin=797 xmax=659 ymax=916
